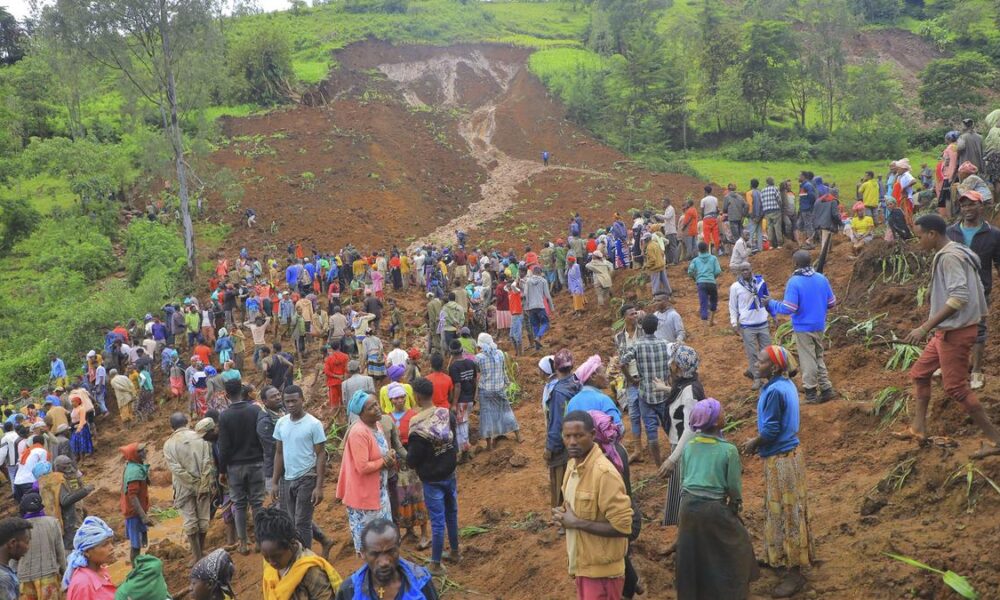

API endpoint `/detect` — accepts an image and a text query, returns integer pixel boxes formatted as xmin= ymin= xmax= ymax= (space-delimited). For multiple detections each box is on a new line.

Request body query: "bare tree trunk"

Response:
xmin=159 ymin=0 xmax=195 ymax=276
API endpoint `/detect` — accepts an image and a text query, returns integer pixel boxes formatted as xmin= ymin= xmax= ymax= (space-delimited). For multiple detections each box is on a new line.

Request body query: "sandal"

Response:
xmin=890 ymin=427 xmax=927 ymax=444
xmin=970 ymin=443 xmax=1000 ymax=460
xmin=927 ymin=436 xmax=958 ymax=448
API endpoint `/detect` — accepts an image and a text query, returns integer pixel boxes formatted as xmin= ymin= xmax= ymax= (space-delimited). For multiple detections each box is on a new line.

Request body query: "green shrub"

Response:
xmin=124 ymin=220 xmax=187 ymax=285
xmin=16 ymin=216 xmax=116 ymax=280
xmin=0 ymin=196 xmax=41 ymax=251
xmin=721 ymin=131 xmax=815 ymax=162
xmin=227 ymin=25 xmax=296 ymax=105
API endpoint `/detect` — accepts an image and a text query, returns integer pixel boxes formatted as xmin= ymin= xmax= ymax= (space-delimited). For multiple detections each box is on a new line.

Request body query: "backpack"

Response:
xmin=298 ymin=266 xmax=311 ymax=286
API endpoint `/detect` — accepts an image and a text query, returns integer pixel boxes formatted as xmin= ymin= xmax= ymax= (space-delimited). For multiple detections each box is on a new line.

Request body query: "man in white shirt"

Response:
xmin=660 ymin=197 xmax=679 ymax=265
xmin=652 ymin=293 xmax=686 ymax=343
xmin=386 ymin=339 xmax=408 ymax=368
xmin=700 ymin=185 xmax=722 ymax=255
xmin=729 ymin=264 xmax=772 ymax=390
xmin=13 ymin=434 xmax=47 ymax=500
xmin=0 ymin=424 xmax=21 ymax=494
xmin=730 ymin=229 xmax=751 ymax=273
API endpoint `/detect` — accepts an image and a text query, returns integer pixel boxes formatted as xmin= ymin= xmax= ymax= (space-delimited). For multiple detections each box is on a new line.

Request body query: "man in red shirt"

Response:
xmin=425 ymin=352 xmax=455 ymax=410
xmin=192 ymin=342 xmax=212 ymax=367
xmin=323 ymin=340 xmax=350 ymax=416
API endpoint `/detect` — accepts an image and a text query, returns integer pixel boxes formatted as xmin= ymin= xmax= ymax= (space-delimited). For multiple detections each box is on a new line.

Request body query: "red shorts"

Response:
xmin=910 ymin=324 xmax=979 ymax=411
xmin=575 ymin=576 xmax=623 ymax=600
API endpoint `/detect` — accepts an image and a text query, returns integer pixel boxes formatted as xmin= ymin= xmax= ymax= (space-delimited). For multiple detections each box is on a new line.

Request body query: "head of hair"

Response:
xmin=703 ymin=185 xmax=713 ymax=195
xmin=254 ymin=507 xmax=297 ymax=549
xmin=431 ymin=352 xmax=444 ymax=371
xmin=447 ymin=292 xmax=456 ymax=301
xmin=223 ymin=378 xmax=243 ymax=397
xmin=766 ymin=177 xmax=775 ymax=185
xmin=0 ymin=517 xmax=32 ymax=546
xmin=563 ymin=410 xmax=594 ymax=431
xmin=205 ymin=409 xmax=221 ymax=423
xmin=640 ymin=313 xmax=659 ymax=335
xmin=866 ymin=170 xmax=874 ymax=178
xmin=283 ymin=384 xmax=303 ymax=397
xmin=619 ymin=303 xmax=636 ymax=317
xmin=915 ymin=213 xmax=947 ymax=235
xmin=750 ymin=178 xmax=759 ymax=188
xmin=360 ymin=518 xmax=400 ymax=550
xmin=411 ymin=377 xmax=434 ymax=399
xmin=3 ymin=423 xmax=11 ymax=433
xmin=169 ymin=412 xmax=188 ymax=430
xmin=31 ymin=435 xmax=44 ymax=446
xmin=697 ymin=241 xmax=709 ymax=253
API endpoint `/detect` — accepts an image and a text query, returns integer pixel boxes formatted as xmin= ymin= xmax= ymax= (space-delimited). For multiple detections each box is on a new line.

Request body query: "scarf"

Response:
xmin=191 ymin=549 xmax=235 ymax=597
xmin=62 ymin=516 xmax=115 ymax=590
xmin=348 ymin=390 xmax=371 ymax=416
xmin=408 ymin=407 xmax=453 ymax=444
xmin=589 ymin=411 xmax=624 ymax=472
xmin=115 ymin=554 xmax=170 ymax=600
xmin=262 ymin=552 xmax=342 ymax=600
xmin=792 ymin=266 xmax=815 ymax=277
xmin=670 ymin=345 xmax=700 ymax=380
xmin=689 ymin=398 xmax=722 ymax=432
xmin=19 ymin=443 xmax=47 ymax=465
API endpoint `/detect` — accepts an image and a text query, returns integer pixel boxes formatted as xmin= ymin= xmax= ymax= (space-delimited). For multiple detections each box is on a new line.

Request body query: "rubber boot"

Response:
xmin=648 ymin=441 xmax=662 ymax=467
xmin=189 ymin=533 xmax=203 ymax=562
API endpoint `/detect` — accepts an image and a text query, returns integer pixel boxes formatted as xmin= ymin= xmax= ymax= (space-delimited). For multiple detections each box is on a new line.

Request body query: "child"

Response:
xmin=120 ymin=443 xmax=151 ymax=562
xmin=388 ymin=299 xmax=403 ymax=339
xmin=372 ymin=266 xmax=385 ymax=301
xmin=687 ymin=241 xmax=722 ymax=326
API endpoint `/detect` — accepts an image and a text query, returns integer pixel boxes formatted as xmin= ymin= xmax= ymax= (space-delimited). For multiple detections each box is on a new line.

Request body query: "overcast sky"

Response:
xmin=2 ymin=0 xmax=293 ymax=20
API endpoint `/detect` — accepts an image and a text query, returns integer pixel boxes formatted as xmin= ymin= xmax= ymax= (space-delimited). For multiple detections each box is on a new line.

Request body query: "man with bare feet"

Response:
xmin=895 ymin=214 xmax=1000 ymax=459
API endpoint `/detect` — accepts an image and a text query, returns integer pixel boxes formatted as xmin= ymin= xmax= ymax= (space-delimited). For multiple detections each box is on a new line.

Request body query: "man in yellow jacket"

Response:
xmin=554 ymin=410 xmax=633 ymax=600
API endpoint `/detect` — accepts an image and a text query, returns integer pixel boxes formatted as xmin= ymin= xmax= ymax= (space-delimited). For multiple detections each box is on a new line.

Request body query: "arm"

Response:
xmin=757 ymin=389 xmax=783 ymax=444
xmin=60 ymin=483 xmax=94 ymax=509
xmin=347 ymin=430 xmax=385 ymax=474
xmin=405 ymin=435 xmax=430 ymax=469
xmin=768 ymin=280 xmax=799 ymax=316
xmin=665 ymin=427 xmax=697 ymax=467
xmin=163 ymin=446 xmax=200 ymax=488
xmin=556 ymin=471 xmax=632 ymax=538
xmin=128 ymin=484 xmax=151 ymax=524
xmin=545 ymin=391 xmax=566 ymax=453
xmin=729 ymin=285 xmax=741 ymax=328
xmin=726 ymin=444 xmax=743 ymax=503
xmin=271 ymin=440 xmax=284 ymax=496
xmin=671 ymin=312 xmax=686 ymax=343
xmin=312 ymin=441 xmax=326 ymax=505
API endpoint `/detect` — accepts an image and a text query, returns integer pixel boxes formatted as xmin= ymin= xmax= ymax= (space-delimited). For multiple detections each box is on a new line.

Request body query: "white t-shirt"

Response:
xmin=700 ymin=195 xmax=720 ymax=216
xmin=273 ymin=413 xmax=326 ymax=480
xmin=0 ymin=431 xmax=20 ymax=466
xmin=14 ymin=446 xmax=47 ymax=485
xmin=386 ymin=348 xmax=408 ymax=368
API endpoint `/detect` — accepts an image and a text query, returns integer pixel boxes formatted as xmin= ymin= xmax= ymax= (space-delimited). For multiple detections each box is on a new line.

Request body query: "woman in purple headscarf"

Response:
xmin=675 ymin=399 xmax=757 ymax=600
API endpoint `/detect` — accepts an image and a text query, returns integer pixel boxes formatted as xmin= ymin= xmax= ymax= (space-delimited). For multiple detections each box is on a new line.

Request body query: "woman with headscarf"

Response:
xmin=937 ymin=131 xmax=960 ymax=217
xmin=386 ymin=383 xmax=430 ymax=550
xmin=336 ymin=391 xmax=395 ymax=555
xmin=204 ymin=366 xmax=230 ymax=415
xmin=119 ymin=443 xmax=151 ymax=563
xmin=362 ymin=331 xmax=387 ymax=381
xmin=134 ymin=366 xmax=155 ymax=423
xmin=744 ymin=346 xmax=813 ymax=598
xmin=17 ymin=491 xmax=65 ymax=600
xmin=675 ymin=399 xmax=757 ymax=600
xmin=956 ymin=161 xmax=994 ymax=204
xmin=214 ymin=328 xmax=234 ymax=365
xmin=190 ymin=548 xmax=236 ymax=600
xmin=403 ymin=348 xmax=422 ymax=383
xmin=406 ymin=378 xmax=459 ymax=576
xmin=892 ymin=159 xmax=917 ymax=227
xmin=377 ymin=384 xmax=408 ymax=526
xmin=494 ymin=275 xmax=511 ymax=332
xmin=567 ymin=255 xmax=585 ymax=315
xmin=847 ymin=201 xmax=875 ymax=256
xmin=474 ymin=333 xmax=520 ymax=450
xmin=69 ymin=395 xmax=93 ymax=464
xmin=652 ymin=344 xmax=706 ymax=529
xmin=63 ymin=516 xmax=116 ymax=599
xmin=566 ymin=355 xmax=623 ymax=426
xmin=378 ymin=364 xmax=414 ymax=415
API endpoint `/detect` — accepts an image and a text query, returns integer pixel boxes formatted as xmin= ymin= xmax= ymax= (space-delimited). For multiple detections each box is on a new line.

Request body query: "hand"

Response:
xmin=551 ymin=504 xmax=581 ymax=529
xmin=219 ymin=474 xmax=228 ymax=486
xmin=311 ymin=487 xmax=324 ymax=507
xmin=732 ymin=326 xmax=741 ymax=337
xmin=143 ymin=515 xmax=155 ymax=526
xmin=742 ymin=437 xmax=761 ymax=456
xmin=904 ymin=326 xmax=928 ymax=345
xmin=270 ymin=486 xmax=279 ymax=505
xmin=651 ymin=377 xmax=671 ymax=393
xmin=543 ymin=449 xmax=552 ymax=462
xmin=657 ymin=460 xmax=675 ymax=479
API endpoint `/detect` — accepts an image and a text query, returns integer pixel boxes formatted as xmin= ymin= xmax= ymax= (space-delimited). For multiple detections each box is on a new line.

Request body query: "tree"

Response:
xmin=851 ymin=0 xmax=903 ymax=23
xmin=696 ymin=0 xmax=739 ymax=133
xmin=739 ymin=20 xmax=796 ymax=125
xmin=918 ymin=52 xmax=996 ymax=122
xmin=797 ymin=0 xmax=853 ymax=132
xmin=0 ymin=7 xmax=25 ymax=66
xmin=840 ymin=59 xmax=901 ymax=131
xmin=45 ymin=0 xmax=225 ymax=276
xmin=227 ymin=25 xmax=295 ymax=104
xmin=589 ymin=0 xmax=667 ymax=55
xmin=0 ymin=197 xmax=42 ymax=252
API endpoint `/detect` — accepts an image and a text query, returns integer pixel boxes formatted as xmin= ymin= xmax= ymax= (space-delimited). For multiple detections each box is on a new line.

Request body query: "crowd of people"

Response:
xmin=0 ymin=112 xmax=998 ymax=600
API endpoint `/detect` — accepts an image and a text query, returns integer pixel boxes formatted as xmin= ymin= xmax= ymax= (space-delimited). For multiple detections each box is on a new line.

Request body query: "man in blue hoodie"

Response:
xmin=768 ymin=251 xmax=837 ymax=404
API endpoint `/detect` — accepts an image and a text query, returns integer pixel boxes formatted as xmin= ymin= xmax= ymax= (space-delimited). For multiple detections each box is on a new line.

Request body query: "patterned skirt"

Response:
xmin=396 ymin=466 xmax=428 ymax=529
xmin=70 ymin=423 xmax=94 ymax=456
xmin=347 ymin=484 xmax=393 ymax=552
xmin=135 ymin=390 xmax=156 ymax=422
xmin=662 ymin=451 xmax=683 ymax=526
xmin=478 ymin=389 xmax=519 ymax=439
xmin=762 ymin=447 xmax=815 ymax=569
xmin=19 ymin=573 xmax=61 ymax=600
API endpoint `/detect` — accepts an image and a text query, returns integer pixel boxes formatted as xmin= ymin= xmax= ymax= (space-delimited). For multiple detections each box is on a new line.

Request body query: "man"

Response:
xmin=217 ymin=378 xmax=265 ymax=555
xmin=721 ymin=183 xmax=746 ymax=242
xmin=613 ymin=305 xmax=643 ymax=457
xmin=620 ymin=314 xmax=675 ymax=466
xmin=441 ymin=293 xmax=465 ymax=352
xmin=553 ymin=411 xmax=632 ymax=600
xmin=761 ymin=177 xmax=783 ymax=249
xmin=328 ymin=305 xmax=349 ymax=347
xmin=426 ymin=352 xmax=454 ymax=411
xmin=545 ymin=350 xmax=580 ymax=509
xmin=291 ymin=306 xmax=308 ymax=359
xmin=652 ymin=293 xmax=685 ymax=343
xmin=120 ymin=443 xmax=152 ymax=562
xmin=797 ymin=171 xmax=817 ymax=249
xmin=1 ymin=423 xmax=19 ymax=494
xmin=447 ymin=345 xmax=478 ymax=461
xmin=262 ymin=343 xmax=294 ymax=390
xmin=244 ymin=316 xmax=271 ymax=367
xmin=523 ymin=266 xmax=554 ymax=351
xmin=898 ymin=214 xmax=1000 ymax=459
xmin=386 ymin=340 xmax=408 ymax=369
xmin=0 ymin=517 xmax=32 ymax=598
xmin=919 ymin=163 xmax=933 ymax=190
xmin=110 ymin=369 xmax=136 ymax=424
xmin=341 ymin=360 xmax=375 ymax=412
xmin=48 ymin=354 xmax=67 ymax=389
xmin=699 ymin=185 xmax=721 ymax=255
xmin=730 ymin=229 xmax=751 ymax=273
xmin=585 ymin=251 xmax=613 ymax=307
xmin=163 ymin=412 xmax=215 ymax=561
xmin=945 ymin=190 xmax=1000 ymax=391
xmin=335 ymin=518 xmax=438 ymax=600
xmin=257 ymin=385 xmax=284 ymax=498
xmin=729 ymin=264 xmax=772 ymax=390
xmin=687 ymin=241 xmax=722 ymax=326
xmin=271 ymin=385 xmax=331 ymax=554
xmin=746 ymin=179 xmax=764 ymax=252
xmin=426 ymin=293 xmax=443 ymax=355
xmin=13 ymin=435 xmax=47 ymax=501
xmin=768 ymin=251 xmax=837 ymax=403
xmin=659 ymin=198 xmax=679 ymax=265
xmin=957 ymin=118 xmax=984 ymax=174
xmin=642 ymin=232 xmax=670 ymax=297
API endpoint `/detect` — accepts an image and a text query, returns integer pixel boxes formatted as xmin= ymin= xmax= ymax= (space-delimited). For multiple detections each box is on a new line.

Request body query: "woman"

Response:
xmin=403 ymin=348 xmax=422 ymax=383
xmin=379 ymin=384 xmax=408 ymax=526
xmin=387 ymin=385 xmax=430 ymax=550
xmin=336 ymin=391 xmax=395 ymax=555
xmin=406 ymin=378 xmax=459 ymax=576
xmin=190 ymin=549 xmax=236 ymax=600
xmin=566 ymin=355 xmax=623 ymax=427
xmin=847 ymin=201 xmax=875 ymax=256
xmin=134 ymin=367 xmax=155 ymax=422
xmin=744 ymin=346 xmax=813 ymax=598
xmin=378 ymin=365 xmax=414 ymax=415
xmin=371 ymin=267 xmax=385 ymax=302
xmin=204 ymin=366 xmax=229 ymax=414
xmin=566 ymin=256 xmax=585 ymax=315
xmin=362 ymin=333 xmax=386 ymax=381
xmin=17 ymin=492 xmax=65 ymax=600
xmin=654 ymin=344 xmax=706 ymax=528
xmin=675 ymin=399 xmax=757 ymax=600
xmin=63 ymin=517 xmax=116 ymax=599
xmin=937 ymin=131 xmax=959 ymax=217
xmin=69 ymin=396 xmax=93 ymax=464
xmin=221 ymin=360 xmax=241 ymax=382
xmin=388 ymin=253 xmax=403 ymax=292
xmin=494 ymin=276 xmax=511 ymax=332
xmin=474 ymin=333 xmax=521 ymax=450
xmin=214 ymin=328 xmax=234 ymax=365
xmin=956 ymin=161 xmax=993 ymax=203
xmin=258 ymin=507 xmax=341 ymax=600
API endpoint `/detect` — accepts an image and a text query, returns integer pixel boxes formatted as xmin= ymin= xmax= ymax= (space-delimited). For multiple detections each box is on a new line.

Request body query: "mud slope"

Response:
xmin=54 ymin=40 xmax=1000 ymax=600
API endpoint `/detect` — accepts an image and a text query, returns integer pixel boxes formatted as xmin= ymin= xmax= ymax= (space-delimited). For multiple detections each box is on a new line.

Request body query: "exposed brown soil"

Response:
xmin=58 ymin=41 xmax=1000 ymax=600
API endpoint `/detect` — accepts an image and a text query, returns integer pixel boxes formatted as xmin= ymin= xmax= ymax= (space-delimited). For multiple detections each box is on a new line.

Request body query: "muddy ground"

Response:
xmin=39 ymin=42 xmax=1000 ymax=599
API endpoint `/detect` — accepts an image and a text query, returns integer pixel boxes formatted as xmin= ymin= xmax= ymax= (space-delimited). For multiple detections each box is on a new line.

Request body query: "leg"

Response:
xmin=696 ymin=283 xmax=709 ymax=321
xmin=741 ymin=328 xmax=759 ymax=382
xmin=794 ymin=331 xmax=819 ymax=398
xmin=424 ymin=481 xmax=446 ymax=568
xmin=707 ymin=284 xmax=718 ymax=326
xmin=641 ymin=399 xmax=662 ymax=466
xmin=908 ymin=333 xmax=942 ymax=437
xmin=938 ymin=326 xmax=1000 ymax=446
xmin=443 ymin=476 xmax=460 ymax=556
xmin=809 ymin=331 xmax=832 ymax=391
xmin=293 ymin=476 xmax=318 ymax=550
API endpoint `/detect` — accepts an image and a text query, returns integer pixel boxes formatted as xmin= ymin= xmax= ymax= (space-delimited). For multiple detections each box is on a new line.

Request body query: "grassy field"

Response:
xmin=527 ymin=47 xmax=607 ymax=96
xmin=688 ymin=152 xmax=939 ymax=188
xmin=1 ymin=175 xmax=76 ymax=213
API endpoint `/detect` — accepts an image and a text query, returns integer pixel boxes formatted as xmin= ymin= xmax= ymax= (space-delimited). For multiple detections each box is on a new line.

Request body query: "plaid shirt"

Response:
xmin=620 ymin=334 xmax=674 ymax=404
xmin=761 ymin=185 xmax=782 ymax=214
xmin=476 ymin=351 xmax=509 ymax=393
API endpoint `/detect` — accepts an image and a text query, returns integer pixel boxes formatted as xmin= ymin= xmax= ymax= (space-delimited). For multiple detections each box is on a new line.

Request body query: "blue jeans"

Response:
xmin=696 ymin=282 xmax=718 ymax=321
xmin=528 ymin=308 xmax=549 ymax=341
xmin=639 ymin=398 xmax=668 ymax=442
xmin=510 ymin=315 xmax=523 ymax=345
xmin=423 ymin=476 xmax=459 ymax=563
xmin=626 ymin=386 xmax=641 ymax=436
xmin=748 ymin=219 xmax=763 ymax=251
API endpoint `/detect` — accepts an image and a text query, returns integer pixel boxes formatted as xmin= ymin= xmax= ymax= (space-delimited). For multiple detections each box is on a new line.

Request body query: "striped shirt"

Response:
xmin=761 ymin=185 xmax=782 ymax=213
